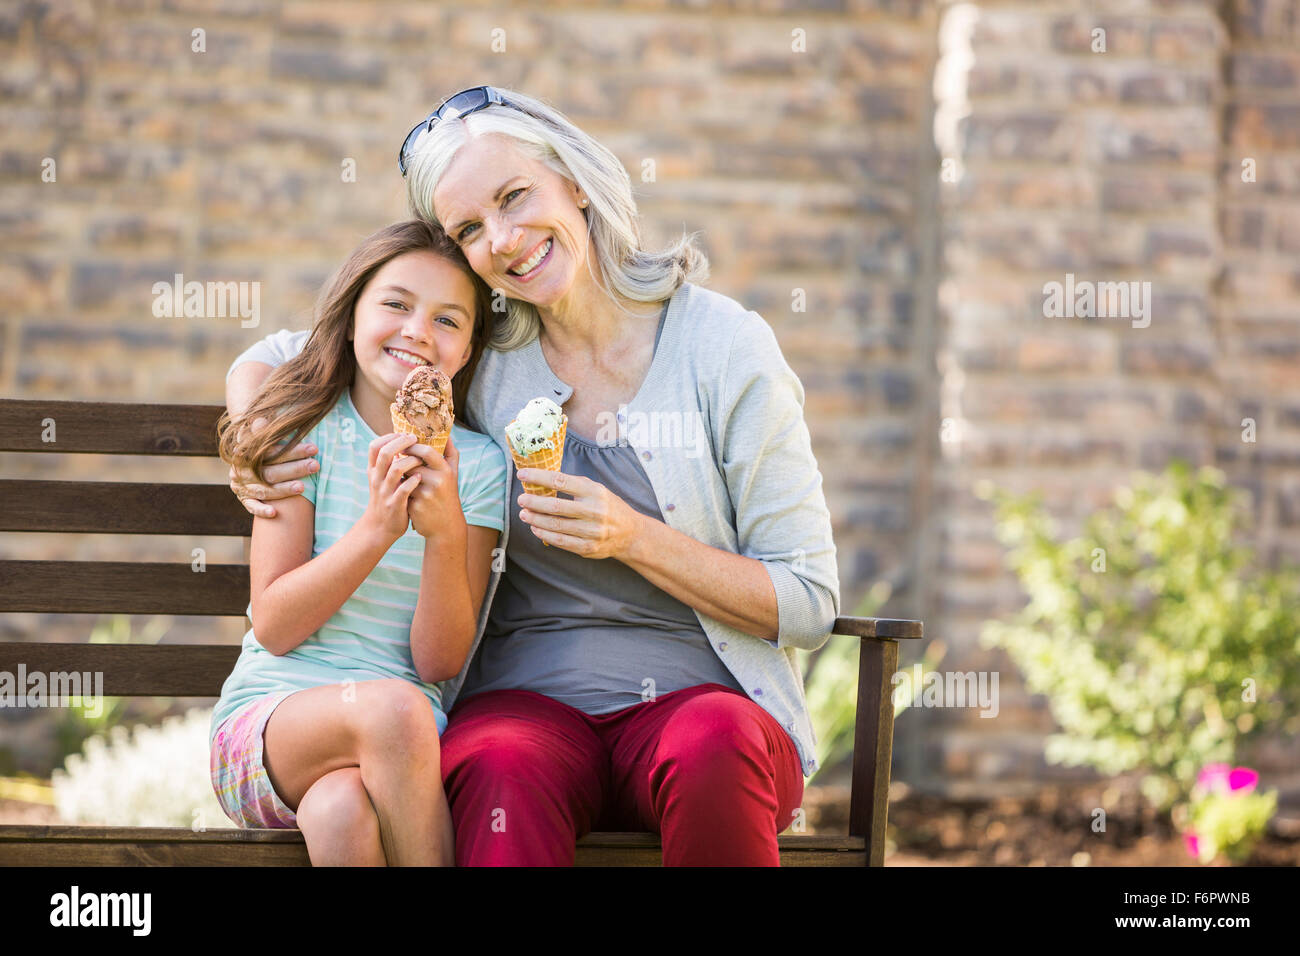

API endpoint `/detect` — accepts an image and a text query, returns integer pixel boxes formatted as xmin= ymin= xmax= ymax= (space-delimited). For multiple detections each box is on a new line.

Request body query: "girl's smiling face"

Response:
xmin=349 ymin=250 xmax=477 ymax=414
xmin=433 ymin=133 xmax=593 ymax=311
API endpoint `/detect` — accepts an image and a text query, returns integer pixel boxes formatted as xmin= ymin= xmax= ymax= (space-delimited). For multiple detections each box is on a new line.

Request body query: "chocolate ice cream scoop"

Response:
xmin=393 ymin=365 xmax=454 ymax=436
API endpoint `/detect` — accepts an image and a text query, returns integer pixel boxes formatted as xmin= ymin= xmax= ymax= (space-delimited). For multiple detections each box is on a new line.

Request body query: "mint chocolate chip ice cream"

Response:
xmin=505 ymin=397 xmax=565 ymax=455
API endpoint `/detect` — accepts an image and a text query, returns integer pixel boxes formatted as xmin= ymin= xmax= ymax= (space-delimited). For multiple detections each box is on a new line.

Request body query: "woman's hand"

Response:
xmin=362 ymin=432 xmax=424 ymax=544
xmin=406 ymin=433 xmax=466 ymax=543
xmin=515 ymin=468 xmax=645 ymax=561
xmin=228 ymin=417 xmax=320 ymax=519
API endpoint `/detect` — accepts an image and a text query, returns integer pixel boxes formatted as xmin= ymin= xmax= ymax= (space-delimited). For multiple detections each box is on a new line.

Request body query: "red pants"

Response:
xmin=439 ymin=682 xmax=805 ymax=866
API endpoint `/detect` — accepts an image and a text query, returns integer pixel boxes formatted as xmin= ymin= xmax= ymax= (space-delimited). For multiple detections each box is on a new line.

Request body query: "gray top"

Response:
xmin=225 ymin=281 xmax=841 ymax=775
xmin=463 ymin=304 xmax=744 ymax=711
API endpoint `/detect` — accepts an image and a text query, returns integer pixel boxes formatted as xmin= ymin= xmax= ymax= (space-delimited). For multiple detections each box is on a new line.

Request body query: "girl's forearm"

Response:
xmin=254 ymin=519 xmax=394 ymax=655
xmin=619 ymin=515 xmax=781 ymax=642
xmin=410 ymin=526 xmax=476 ymax=683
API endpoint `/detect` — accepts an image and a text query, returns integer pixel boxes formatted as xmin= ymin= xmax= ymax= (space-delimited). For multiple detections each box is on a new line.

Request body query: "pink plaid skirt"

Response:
xmin=210 ymin=691 xmax=299 ymax=829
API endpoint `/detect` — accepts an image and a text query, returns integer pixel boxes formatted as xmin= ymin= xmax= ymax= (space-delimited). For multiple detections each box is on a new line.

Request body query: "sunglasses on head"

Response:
xmin=398 ymin=86 xmax=515 ymax=177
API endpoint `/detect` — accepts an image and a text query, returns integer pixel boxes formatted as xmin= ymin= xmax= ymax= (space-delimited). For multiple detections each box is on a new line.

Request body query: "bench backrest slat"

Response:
xmin=0 ymin=560 xmax=250 ymax=615
xmin=0 ymin=480 xmax=252 ymax=535
xmin=0 ymin=400 xmax=224 ymax=455
xmin=0 ymin=642 xmax=240 ymax=697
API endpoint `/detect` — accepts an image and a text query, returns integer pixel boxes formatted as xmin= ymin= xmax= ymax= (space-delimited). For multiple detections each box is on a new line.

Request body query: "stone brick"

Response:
xmin=270 ymin=45 xmax=387 ymax=86
xmin=1220 ymin=206 xmax=1267 ymax=249
xmin=1050 ymin=17 xmax=1147 ymax=56
xmin=1226 ymin=105 xmax=1300 ymax=150
xmin=1225 ymin=0 xmax=1297 ymax=41
xmin=1016 ymin=335 xmax=1114 ymax=374
xmin=1118 ymin=69 xmax=1214 ymax=106
xmin=1230 ymin=51 xmax=1300 ymax=88
xmin=69 ymin=260 xmax=175 ymax=315
xmin=1091 ymin=112 xmax=1217 ymax=167
xmin=1021 ymin=434 xmax=1127 ymax=466
xmin=1100 ymin=172 xmax=1212 ymax=212
xmin=1173 ymin=389 xmax=1210 ymax=424
xmin=1139 ymin=439 xmax=1214 ymax=470
xmin=0 ymin=257 xmax=64 ymax=312
xmin=963 ymin=112 xmax=1077 ymax=163
xmin=1145 ymin=225 xmax=1216 ymax=269
xmin=1148 ymin=18 xmax=1225 ymax=61
xmin=1120 ymin=340 xmax=1215 ymax=375
xmin=1278 ymin=481 xmax=1300 ymax=527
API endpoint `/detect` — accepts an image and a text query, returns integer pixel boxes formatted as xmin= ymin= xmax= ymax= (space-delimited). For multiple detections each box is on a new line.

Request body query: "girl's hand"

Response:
xmin=407 ymin=433 xmax=465 ymax=543
xmin=228 ymin=416 xmax=320 ymax=519
xmin=515 ymin=469 xmax=645 ymax=561
xmin=362 ymin=432 xmax=424 ymax=543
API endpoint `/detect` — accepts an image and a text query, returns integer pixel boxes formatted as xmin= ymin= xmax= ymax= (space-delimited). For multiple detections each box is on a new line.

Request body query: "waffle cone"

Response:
xmin=507 ymin=417 xmax=567 ymax=497
xmin=390 ymin=403 xmax=450 ymax=455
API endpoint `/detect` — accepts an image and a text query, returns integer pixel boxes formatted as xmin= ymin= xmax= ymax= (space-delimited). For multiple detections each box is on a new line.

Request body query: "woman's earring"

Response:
xmin=579 ymin=198 xmax=589 ymax=207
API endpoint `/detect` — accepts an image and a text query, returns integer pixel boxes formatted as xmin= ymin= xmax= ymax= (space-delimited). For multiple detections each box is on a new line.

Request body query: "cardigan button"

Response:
xmin=642 ymin=451 xmax=652 ymax=461
xmin=665 ymin=503 xmax=675 ymax=511
xmin=718 ymin=642 xmax=727 ymax=651
xmin=753 ymin=687 xmax=763 ymax=696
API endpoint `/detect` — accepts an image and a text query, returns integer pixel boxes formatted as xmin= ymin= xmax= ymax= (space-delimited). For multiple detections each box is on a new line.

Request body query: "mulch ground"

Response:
xmin=802 ymin=780 xmax=1300 ymax=866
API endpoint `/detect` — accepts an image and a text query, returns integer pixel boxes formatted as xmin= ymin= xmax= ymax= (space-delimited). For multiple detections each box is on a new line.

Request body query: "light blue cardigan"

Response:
xmin=226 ymin=281 xmax=841 ymax=775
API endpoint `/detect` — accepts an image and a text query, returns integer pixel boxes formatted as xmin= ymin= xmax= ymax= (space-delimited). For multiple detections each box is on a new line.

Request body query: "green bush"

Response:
xmin=977 ymin=460 xmax=1300 ymax=811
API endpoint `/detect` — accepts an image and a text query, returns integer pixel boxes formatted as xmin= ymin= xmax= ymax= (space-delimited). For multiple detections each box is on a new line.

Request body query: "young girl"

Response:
xmin=209 ymin=220 xmax=505 ymax=866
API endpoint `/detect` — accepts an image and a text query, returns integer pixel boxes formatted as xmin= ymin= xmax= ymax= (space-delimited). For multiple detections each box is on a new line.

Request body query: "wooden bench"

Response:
xmin=0 ymin=398 xmax=922 ymax=865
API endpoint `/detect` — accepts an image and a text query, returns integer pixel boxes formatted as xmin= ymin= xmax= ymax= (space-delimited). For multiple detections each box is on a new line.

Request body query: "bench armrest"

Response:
xmin=830 ymin=615 xmax=923 ymax=864
xmin=831 ymin=616 xmax=923 ymax=641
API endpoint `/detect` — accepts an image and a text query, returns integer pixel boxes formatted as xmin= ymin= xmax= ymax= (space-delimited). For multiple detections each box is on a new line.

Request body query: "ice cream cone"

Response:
xmin=391 ymin=403 xmax=450 ymax=455
xmin=506 ymin=417 xmax=567 ymax=497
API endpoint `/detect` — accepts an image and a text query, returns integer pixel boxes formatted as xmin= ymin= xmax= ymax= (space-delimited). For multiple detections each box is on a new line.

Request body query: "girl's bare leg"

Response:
xmin=261 ymin=679 xmax=451 ymax=866
xmin=294 ymin=767 xmax=385 ymax=866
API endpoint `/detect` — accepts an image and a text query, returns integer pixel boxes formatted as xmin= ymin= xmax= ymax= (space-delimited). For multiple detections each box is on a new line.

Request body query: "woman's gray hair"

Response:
xmin=403 ymin=87 xmax=709 ymax=351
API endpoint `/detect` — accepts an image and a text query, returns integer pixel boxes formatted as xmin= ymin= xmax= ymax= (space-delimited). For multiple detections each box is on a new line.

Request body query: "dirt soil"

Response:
xmin=801 ymin=780 xmax=1300 ymax=866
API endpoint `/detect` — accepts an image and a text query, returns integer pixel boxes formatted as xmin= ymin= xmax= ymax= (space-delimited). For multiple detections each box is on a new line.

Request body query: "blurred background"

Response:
xmin=1 ymin=0 xmax=1297 ymax=864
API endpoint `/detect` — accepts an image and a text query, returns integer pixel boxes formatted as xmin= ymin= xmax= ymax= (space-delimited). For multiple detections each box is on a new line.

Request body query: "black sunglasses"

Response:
xmin=398 ymin=86 xmax=514 ymax=177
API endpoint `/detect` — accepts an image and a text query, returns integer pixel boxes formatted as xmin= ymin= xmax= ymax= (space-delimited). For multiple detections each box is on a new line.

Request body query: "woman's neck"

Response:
xmin=536 ymin=270 xmax=660 ymax=357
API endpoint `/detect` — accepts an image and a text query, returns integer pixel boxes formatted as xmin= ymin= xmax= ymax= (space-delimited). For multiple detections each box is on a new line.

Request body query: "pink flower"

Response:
xmin=1184 ymin=831 xmax=1200 ymax=859
xmin=1196 ymin=764 xmax=1231 ymax=792
xmin=1228 ymin=768 xmax=1258 ymax=792
xmin=1195 ymin=764 xmax=1259 ymax=795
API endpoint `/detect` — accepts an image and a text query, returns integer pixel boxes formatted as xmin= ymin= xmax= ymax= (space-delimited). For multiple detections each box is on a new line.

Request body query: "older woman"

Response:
xmin=225 ymin=86 xmax=839 ymax=866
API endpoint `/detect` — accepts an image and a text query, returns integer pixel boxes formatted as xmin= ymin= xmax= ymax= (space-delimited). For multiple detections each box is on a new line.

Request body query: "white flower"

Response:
xmin=51 ymin=707 xmax=235 ymax=829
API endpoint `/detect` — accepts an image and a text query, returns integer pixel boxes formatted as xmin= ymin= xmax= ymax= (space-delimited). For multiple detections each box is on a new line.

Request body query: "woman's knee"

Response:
xmin=296 ymin=767 xmax=379 ymax=838
xmin=658 ymin=693 xmax=769 ymax=774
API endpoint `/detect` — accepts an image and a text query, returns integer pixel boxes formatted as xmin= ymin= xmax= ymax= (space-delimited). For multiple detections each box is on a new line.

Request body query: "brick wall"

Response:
xmin=921 ymin=0 xmax=1300 ymax=798
xmin=0 ymin=0 xmax=1296 ymax=796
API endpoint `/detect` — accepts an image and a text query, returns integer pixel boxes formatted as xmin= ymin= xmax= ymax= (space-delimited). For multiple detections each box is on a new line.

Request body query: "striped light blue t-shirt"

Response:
xmin=209 ymin=385 xmax=507 ymax=742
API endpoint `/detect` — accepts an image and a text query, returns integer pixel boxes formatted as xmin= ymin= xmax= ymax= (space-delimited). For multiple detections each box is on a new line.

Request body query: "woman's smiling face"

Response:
xmin=433 ymin=133 xmax=591 ymax=311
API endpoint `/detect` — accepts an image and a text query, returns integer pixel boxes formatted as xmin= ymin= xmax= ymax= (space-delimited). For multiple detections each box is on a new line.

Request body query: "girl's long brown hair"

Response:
xmin=217 ymin=219 xmax=494 ymax=484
